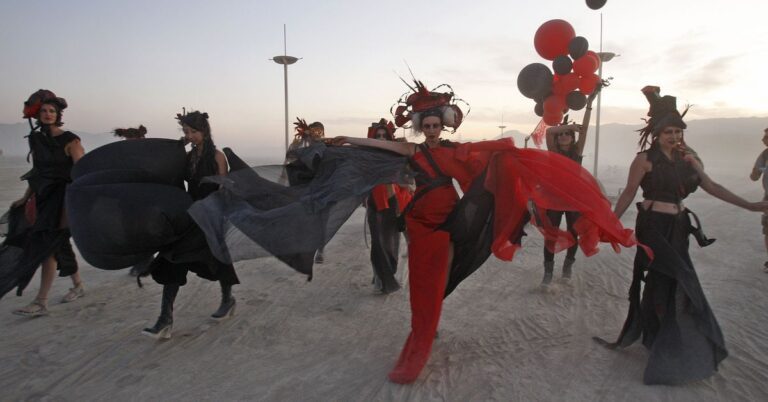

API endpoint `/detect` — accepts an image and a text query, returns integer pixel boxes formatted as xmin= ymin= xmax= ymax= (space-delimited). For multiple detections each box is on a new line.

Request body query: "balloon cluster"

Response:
xmin=517 ymin=19 xmax=601 ymax=125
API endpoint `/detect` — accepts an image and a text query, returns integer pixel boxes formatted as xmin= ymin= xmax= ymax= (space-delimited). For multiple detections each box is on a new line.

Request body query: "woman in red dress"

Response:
xmin=333 ymin=80 xmax=641 ymax=383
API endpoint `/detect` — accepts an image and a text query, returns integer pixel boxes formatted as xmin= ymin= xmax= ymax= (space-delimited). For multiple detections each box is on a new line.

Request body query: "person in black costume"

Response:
xmin=142 ymin=111 xmax=239 ymax=339
xmin=9 ymin=92 xmax=86 ymax=316
xmin=365 ymin=119 xmax=411 ymax=293
xmin=541 ymin=90 xmax=598 ymax=285
xmin=284 ymin=119 xmax=328 ymax=264
xmin=599 ymin=86 xmax=768 ymax=385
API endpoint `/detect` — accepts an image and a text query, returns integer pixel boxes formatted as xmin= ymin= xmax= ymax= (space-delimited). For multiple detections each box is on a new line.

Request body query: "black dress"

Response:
xmin=600 ymin=146 xmax=727 ymax=385
xmin=149 ymin=149 xmax=240 ymax=287
xmin=365 ymin=190 xmax=402 ymax=293
xmin=0 ymin=130 xmax=79 ymax=298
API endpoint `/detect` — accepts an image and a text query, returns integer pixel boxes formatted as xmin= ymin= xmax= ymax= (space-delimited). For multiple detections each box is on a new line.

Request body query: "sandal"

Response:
xmin=61 ymin=283 xmax=85 ymax=303
xmin=13 ymin=299 xmax=49 ymax=317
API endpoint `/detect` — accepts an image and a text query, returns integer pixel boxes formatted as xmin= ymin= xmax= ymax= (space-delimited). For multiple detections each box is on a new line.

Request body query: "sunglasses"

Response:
xmin=662 ymin=128 xmax=684 ymax=135
xmin=422 ymin=123 xmax=442 ymax=130
xmin=556 ymin=132 xmax=574 ymax=137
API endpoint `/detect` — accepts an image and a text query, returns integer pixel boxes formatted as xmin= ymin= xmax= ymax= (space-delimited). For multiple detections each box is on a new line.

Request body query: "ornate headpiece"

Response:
xmin=114 ymin=125 xmax=147 ymax=139
xmin=293 ymin=117 xmax=325 ymax=141
xmin=293 ymin=117 xmax=311 ymax=140
xmin=23 ymin=89 xmax=67 ymax=119
xmin=391 ymin=80 xmax=469 ymax=133
xmin=367 ymin=118 xmax=396 ymax=140
xmin=638 ymin=86 xmax=688 ymax=150
xmin=176 ymin=110 xmax=210 ymax=133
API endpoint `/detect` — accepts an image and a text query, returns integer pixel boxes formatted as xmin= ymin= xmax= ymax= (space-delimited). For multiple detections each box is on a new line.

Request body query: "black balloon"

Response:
xmin=586 ymin=0 xmax=607 ymax=10
xmin=552 ymin=55 xmax=573 ymax=75
xmin=568 ymin=36 xmax=589 ymax=60
xmin=566 ymin=91 xmax=588 ymax=111
xmin=534 ymin=102 xmax=544 ymax=117
xmin=517 ymin=63 xmax=554 ymax=101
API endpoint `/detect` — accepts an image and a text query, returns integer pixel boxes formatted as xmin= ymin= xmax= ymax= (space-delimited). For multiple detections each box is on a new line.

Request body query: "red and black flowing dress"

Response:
xmin=390 ymin=138 xmax=641 ymax=383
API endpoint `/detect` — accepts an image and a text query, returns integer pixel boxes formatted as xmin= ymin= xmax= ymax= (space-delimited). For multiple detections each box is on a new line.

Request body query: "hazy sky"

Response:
xmin=1 ymin=0 xmax=766 ymax=155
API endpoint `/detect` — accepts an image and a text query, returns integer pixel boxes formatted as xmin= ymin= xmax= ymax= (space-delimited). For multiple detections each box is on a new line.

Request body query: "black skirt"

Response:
xmin=366 ymin=197 xmax=401 ymax=293
xmin=609 ymin=204 xmax=727 ymax=385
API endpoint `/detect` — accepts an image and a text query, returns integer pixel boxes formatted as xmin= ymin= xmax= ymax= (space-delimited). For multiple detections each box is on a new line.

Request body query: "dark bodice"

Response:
xmin=556 ymin=147 xmax=583 ymax=165
xmin=27 ymin=130 xmax=79 ymax=193
xmin=640 ymin=146 xmax=700 ymax=203
xmin=185 ymin=150 xmax=220 ymax=201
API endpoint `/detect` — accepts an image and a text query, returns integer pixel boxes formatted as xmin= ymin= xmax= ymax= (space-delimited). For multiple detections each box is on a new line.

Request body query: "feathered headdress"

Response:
xmin=391 ymin=80 xmax=470 ymax=133
xmin=293 ymin=117 xmax=311 ymax=140
xmin=367 ymin=118 xmax=396 ymax=140
xmin=114 ymin=125 xmax=147 ymax=139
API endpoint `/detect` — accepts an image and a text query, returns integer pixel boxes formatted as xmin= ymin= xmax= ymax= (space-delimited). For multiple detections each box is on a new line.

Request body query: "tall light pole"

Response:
xmin=592 ymin=13 xmax=618 ymax=179
xmin=498 ymin=113 xmax=507 ymax=138
xmin=271 ymin=25 xmax=300 ymax=154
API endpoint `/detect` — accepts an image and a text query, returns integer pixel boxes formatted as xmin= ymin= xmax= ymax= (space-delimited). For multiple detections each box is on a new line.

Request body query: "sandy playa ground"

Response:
xmin=1 ymin=156 xmax=767 ymax=401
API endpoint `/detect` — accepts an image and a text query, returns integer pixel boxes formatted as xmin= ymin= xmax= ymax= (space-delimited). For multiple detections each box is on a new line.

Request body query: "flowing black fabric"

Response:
xmin=366 ymin=197 xmax=401 ymax=293
xmin=188 ymin=143 xmax=411 ymax=277
xmin=66 ymin=139 xmax=223 ymax=279
xmin=0 ymin=131 xmax=80 ymax=299
xmin=0 ymin=205 xmax=73 ymax=298
xmin=598 ymin=204 xmax=727 ymax=385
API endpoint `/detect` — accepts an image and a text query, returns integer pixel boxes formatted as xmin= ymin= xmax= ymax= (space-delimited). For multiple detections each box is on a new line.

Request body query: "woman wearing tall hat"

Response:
xmin=598 ymin=86 xmax=768 ymax=384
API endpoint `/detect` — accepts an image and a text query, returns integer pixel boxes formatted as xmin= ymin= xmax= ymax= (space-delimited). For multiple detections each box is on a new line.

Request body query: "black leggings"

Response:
xmin=543 ymin=210 xmax=579 ymax=262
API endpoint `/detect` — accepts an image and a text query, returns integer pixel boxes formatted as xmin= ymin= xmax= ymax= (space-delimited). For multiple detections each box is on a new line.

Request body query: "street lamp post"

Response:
xmin=592 ymin=13 xmax=618 ymax=180
xmin=271 ymin=25 xmax=300 ymax=154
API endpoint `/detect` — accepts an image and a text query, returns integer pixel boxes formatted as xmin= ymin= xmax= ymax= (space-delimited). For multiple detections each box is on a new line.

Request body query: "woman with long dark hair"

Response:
xmin=141 ymin=111 xmax=239 ymax=339
xmin=598 ymin=86 xmax=768 ymax=384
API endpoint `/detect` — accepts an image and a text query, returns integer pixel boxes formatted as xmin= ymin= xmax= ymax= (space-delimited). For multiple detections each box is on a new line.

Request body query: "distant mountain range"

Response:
xmin=2 ymin=117 xmax=766 ymax=173
xmin=0 ymin=122 xmax=115 ymax=156
xmin=498 ymin=116 xmax=768 ymax=172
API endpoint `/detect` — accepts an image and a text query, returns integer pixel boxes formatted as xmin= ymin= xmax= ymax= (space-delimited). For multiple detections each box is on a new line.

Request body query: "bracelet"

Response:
xmin=586 ymin=107 xmax=592 ymax=110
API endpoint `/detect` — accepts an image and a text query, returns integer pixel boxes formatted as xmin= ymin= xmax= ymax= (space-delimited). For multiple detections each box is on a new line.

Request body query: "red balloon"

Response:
xmin=573 ymin=54 xmax=598 ymax=76
xmin=543 ymin=110 xmax=564 ymax=126
xmin=585 ymin=50 xmax=601 ymax=70
xmin=552 ymin=75 xmax=568 ymax=95
xmin=534 ymin=19 xmax=576 ymax=61
xmin=543 ymin=94 xmax=566 ymax=115
xmin=562 ymin=73 xmax=581 ymax=92
xmin=578 ymin=73 xmax=601 ymax=95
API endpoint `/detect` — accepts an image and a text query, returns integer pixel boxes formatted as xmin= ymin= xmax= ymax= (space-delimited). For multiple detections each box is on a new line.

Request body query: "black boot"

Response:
xmin=211 ymin=283 xmax=236 ymax=320
xmin=541 ymin=261 xmax=554 ymax=286
xmin=562 ymin=257 xmax=576 ymax=280
xmin=142 ymin=285 xmax=178 ymax=339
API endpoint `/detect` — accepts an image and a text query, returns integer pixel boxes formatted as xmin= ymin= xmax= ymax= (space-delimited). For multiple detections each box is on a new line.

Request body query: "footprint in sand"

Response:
xmin=116 ymin=373 xmax=145 ymax=388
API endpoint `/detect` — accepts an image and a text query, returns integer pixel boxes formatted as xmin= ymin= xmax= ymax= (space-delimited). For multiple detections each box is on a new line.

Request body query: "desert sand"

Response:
xmin=1 ymin=155 xmax=767 ymax=401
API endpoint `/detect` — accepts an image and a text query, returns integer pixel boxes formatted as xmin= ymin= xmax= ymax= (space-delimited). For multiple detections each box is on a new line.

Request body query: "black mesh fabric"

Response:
xmin=0 ymin=205 xmax=72 ymax=298
xmin=188 ymin=143 xmax=411 ymax=277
